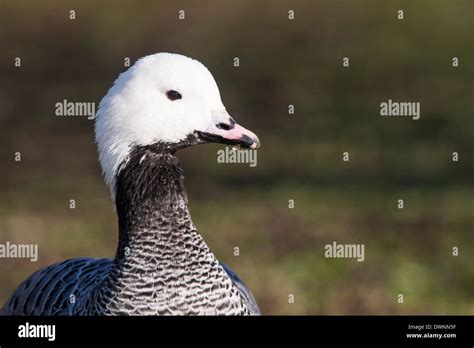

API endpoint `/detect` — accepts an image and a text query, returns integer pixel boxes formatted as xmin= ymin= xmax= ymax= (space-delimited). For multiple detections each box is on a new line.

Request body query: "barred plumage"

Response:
xmin=2 ymin=147 xmax=259 ymax=315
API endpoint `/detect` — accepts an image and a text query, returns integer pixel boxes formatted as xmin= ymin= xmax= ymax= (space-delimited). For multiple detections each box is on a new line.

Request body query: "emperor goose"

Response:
xmin=1 ymin=53 xmax=260 ymax=315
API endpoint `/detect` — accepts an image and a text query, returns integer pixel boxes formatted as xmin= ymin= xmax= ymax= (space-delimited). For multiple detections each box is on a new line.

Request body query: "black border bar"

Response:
xmin=0 ymin=315 xmax=472 ymax=346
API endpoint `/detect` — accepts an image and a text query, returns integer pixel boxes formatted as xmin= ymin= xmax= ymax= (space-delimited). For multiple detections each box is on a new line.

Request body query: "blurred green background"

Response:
xmin=0 ymin=0 xmax=473 ymax=314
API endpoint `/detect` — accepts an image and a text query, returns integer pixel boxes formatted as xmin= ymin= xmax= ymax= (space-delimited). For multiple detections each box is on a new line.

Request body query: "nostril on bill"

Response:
xmin=216 ymin=122 xmax=234 ymax=131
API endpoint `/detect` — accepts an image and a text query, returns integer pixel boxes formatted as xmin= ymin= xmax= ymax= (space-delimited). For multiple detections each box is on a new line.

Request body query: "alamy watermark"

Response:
xmin=380 ymin=99 xmax=420 ymax=120
xmin=217 ymin=147 xmax=257 ymax=167
xmin=55 ymin=99 xmax=96 ymax=120
xmin=324 ymin=241 xmax=365 ymax=262
xmin=18 ymin=322 xmax=55 ymax=342
xmin=0 ymin=241 xmax=38 ymax=262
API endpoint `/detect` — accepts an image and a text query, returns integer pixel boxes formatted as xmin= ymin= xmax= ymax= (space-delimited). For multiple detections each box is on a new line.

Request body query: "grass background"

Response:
xmin=0 ymin=0 xmax=473 ymax=314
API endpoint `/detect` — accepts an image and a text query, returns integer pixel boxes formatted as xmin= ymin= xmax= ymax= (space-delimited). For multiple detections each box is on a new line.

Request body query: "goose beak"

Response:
xmin=197 ymin=115 xmax=260 ymax=149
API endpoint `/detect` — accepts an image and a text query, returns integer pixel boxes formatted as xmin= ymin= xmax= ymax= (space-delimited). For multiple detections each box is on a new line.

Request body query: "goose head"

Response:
xmin=95 ymin=53 xmax=260 ymax=198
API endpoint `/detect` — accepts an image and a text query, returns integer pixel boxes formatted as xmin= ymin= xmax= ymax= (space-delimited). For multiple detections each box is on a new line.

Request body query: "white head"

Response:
xmin=95 ymin=53 xmax=260 ymax=199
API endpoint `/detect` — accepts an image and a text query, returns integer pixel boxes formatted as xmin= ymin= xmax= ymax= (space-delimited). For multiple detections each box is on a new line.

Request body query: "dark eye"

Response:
xmin=166 ymin=90 xmax=182 ymax=101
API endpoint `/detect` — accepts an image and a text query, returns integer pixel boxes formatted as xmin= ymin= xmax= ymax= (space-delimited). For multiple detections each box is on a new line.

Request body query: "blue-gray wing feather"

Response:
xmin=0 ymin=258 xmax=112 ymax=315
xmin=220 ymin=262 xmax=260 ymax=315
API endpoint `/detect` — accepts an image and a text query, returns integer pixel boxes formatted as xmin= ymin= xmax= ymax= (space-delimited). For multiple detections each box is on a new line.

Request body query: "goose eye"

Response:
xmin=166 ymin=90 xmax=182 ymax=101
